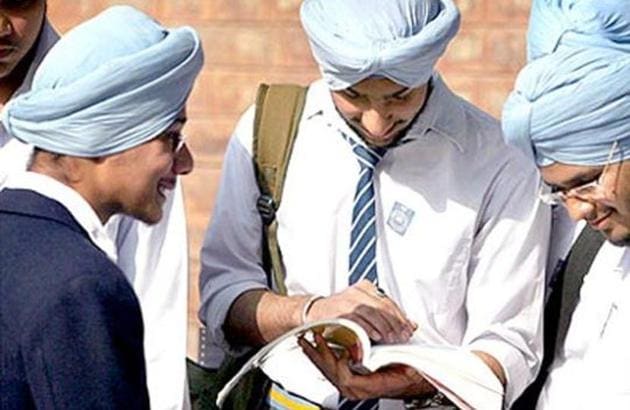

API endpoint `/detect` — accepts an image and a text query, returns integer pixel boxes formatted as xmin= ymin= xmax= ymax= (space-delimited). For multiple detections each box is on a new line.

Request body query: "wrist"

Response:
xmin=300 ymin=295 xmax=324 ymax=324
xmin=404 ymin=391 xmax=451 ymax=409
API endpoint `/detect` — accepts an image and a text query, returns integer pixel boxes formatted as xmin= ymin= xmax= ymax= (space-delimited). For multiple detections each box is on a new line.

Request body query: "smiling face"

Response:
xmin=331 ymin=77 xmax=429 ymax=148
xmin=0 ymin=0 xmax=45 ymax=80
xmin=93 ymin=110 xmax=194 ymax=224
xmin=541 ymin=160 xmax=630 ymax=246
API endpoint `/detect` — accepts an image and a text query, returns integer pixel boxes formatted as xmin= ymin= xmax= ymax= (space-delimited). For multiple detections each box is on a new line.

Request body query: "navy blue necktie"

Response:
xmin=340 ymin=135 xmax=385 ymax=410
xmin=347 ymin=140 xmax=386 ymax=286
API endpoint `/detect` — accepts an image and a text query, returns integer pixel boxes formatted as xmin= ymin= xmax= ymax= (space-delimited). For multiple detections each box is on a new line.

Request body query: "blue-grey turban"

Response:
xmin=502 ymin=0 xmax=630 ymax=166
xmin=1 ymin=6 xmax=203 ymax=157
xmin=300 ymin=0 xmax=460 ymax=90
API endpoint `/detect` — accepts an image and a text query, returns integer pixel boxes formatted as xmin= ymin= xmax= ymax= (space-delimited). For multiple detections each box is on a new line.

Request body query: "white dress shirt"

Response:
xmin=538 ymin=242 xmax=630 ymax=409
xmin=0 ymin=21 xmax=190 ymax=410
xmin=199 ymin=76 xmax=550 ymax=407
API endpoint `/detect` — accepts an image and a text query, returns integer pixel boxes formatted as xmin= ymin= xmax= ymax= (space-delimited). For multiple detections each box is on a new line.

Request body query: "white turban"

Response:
xmin=1 ymin=6 xmax=204 ymax=157
xmin=502 ymin=1 xmax=630 ymax=166
xmin=300 ymin=0 xmax=460 ymax=90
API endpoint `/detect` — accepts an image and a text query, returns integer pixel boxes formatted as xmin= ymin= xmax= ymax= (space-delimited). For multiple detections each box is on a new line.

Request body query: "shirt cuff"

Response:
xmin=201 ymin=280 xmax=269 ymax=358
xmin=467 ymin=337 xmax=532 ymax=408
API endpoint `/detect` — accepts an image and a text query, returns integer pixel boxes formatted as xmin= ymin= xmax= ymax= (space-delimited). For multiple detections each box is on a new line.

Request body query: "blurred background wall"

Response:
xmin=47 ymin=0 xmax=531 ymax=360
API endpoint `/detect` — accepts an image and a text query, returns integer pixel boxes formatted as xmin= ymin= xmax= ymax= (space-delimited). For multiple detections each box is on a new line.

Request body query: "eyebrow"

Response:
xmin=389 ymin=87 xmax=411 ymax=98
xmin=554 ymin=169 xmax=602 ymax=190
xmin=344 ymin=88 xmax=361 ymax=98
xmin=344 ymin=86 xmax=411 ymax=99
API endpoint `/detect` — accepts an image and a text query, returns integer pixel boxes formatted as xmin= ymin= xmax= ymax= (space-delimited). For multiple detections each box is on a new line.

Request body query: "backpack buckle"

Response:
xmin=257 ymin=194 xmax=276 ymax=225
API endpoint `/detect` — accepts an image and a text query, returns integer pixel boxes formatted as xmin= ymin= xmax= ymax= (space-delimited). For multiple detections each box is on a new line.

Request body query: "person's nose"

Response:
xmin=361 ymin=104 xmax=395 ymax=138
xmin=565 ymin=197 xmax=598 ymax=222
xmin=0 ymin=13 xmax=13 ymax=37
xmin=173 ymin=144 xmax=194 ymax=175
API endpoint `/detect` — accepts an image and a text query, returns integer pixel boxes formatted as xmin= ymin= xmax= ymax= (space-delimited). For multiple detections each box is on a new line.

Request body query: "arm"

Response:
xmin=464 ymin=153 xmax=550 ymax=405
xmin=22 ymin=271 xmax=150 ymax=409
xmin=198 ymin=108 xmax=285 ymax=352
xmin=226 ymin=281 xmax=418 ymax=347
xmin=473 ymin=351 xmax=506 ymax=386
xmin=199 ymin=109 xmax=415 ymax=354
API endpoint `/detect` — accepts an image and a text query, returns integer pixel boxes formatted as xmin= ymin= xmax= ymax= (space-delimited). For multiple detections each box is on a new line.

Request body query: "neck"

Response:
xmin=29 ymin=152 xmax=113 ymax=225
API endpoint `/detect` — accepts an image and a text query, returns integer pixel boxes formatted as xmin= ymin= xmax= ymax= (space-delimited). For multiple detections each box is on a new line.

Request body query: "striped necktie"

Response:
xmin=340 ymin=135 xmax=385 ymax=410
xmin=347 ymin=139 xmax=386 ymax=286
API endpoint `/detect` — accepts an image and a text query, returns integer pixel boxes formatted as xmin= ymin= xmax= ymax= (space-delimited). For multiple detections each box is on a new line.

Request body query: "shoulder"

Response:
xmin=2 ymin=209 xmax=112 ymax=271
xmin=441 ymin=85 xmax=503 ymax=145
xmin=419 ymin=81 xmax=538 ymax=192
xmin=443 ymin=84 xmax=532 ymax=168
xmin=232 ymin=104 xmax=256 ymax=153
xmin=8 ymin=260 xmax=140 ymax=345
xmin=1 ymin=214 xmax=133 ymax=331
xmin=231 ymin=80 xmax=324 ymax=156
xmin=460 ymin=99 xmax=501 ymax=136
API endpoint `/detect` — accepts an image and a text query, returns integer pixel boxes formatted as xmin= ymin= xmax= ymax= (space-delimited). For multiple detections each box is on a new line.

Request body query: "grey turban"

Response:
xmin=1 ymin=6 xmax=204 ymax=157
xmin=300 ymin=0 xmax=460 ymax=90
xmin=502 ymin=0 xmax=630 ymax=166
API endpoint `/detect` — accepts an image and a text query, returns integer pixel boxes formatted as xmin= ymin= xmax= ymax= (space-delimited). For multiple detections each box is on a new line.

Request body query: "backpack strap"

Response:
xmin=190 ymin=85 xmax=308 ymax=410
xmin=512 ymin=225 xmax=605 ymax=409
xmin=253 ymin=83 xmax=308 ymax=296
xmin=553 ymin=225 xmax=605 ymax=353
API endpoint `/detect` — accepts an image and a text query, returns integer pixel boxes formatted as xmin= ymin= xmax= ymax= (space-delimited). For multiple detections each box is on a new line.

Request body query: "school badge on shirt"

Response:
xmin=387 ymin=201 xmax=415 ymax=236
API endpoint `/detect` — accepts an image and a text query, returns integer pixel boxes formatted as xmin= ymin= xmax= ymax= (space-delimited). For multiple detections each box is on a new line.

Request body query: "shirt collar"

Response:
xmin=4 ymin=171 xmax=118 ymax=263
xmin=304 ymin=74 xmax=467 ymax=153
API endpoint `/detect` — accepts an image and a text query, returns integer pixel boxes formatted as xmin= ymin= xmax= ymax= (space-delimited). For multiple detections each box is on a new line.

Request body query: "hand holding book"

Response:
xmin=303 ymin=280 xmax=417 ymax=344
xmin=216 ymin=318 xmax=504 ymax=409
xmin=298 ymin=330 xmax=437 ymax=401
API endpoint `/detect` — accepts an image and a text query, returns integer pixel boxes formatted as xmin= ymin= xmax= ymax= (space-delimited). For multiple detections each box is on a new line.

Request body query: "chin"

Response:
xmin=603 ymin=225 xmax=630 ymax=247
xmin=134 ymin=207 xmax=163 ymax=226
xmin=362 ymin=133 xmax=401 ymax=148
xmin=355 ymin=125 xmax=407 ymax=148
xmin=0 ymin=53 xmax=23 ymax=78
xmin=0 ymin=64 xmax=14 ymax=80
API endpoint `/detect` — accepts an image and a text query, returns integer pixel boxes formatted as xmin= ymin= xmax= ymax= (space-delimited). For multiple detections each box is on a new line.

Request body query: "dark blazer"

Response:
xmin=0 ymin=189 xmax=150 ymax=410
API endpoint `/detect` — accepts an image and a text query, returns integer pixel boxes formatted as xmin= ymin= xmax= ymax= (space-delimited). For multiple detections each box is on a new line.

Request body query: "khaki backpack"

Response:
xmin=193 ymin=83 xmax=308 ymax=410
xmin=252 ymin=83 xmax=308 ymax=295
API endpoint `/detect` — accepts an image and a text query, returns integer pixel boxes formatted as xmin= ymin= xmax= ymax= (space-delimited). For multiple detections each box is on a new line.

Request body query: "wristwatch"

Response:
xmin=404 ymin=392 xmax=455 ymax=409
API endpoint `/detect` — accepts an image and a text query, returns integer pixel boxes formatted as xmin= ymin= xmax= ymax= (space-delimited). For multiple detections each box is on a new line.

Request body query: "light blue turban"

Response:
xmin=1 ymin=6 xmax=203 ymax=157
xmin=502 ymin=0 xmax=630 ymax=166
xmin=300 ymin=0 xmax=460 ymax=90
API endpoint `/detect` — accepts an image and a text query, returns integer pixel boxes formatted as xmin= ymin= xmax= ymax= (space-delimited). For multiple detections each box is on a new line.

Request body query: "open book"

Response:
xmin=216 ymin=318 xmax=504 ymax=409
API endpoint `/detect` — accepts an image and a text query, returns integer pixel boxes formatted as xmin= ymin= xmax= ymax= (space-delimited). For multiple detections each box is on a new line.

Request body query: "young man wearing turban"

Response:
xmin=0 ymin=5 xmax=203 ymax=409
xmin=502 ymin=1 xmax=630 ymax=408
xmin=200 ymin=0 xmax=550 ymax=407
xmin=0 ymin=2 xmax=195 ymax=408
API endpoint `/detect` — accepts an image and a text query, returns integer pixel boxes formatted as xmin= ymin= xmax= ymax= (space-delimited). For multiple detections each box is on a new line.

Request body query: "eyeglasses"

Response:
xmin=163 ymin=132 xmax=187 ymax=154
xmin=539 ymin=140 xmax=621 ymax=207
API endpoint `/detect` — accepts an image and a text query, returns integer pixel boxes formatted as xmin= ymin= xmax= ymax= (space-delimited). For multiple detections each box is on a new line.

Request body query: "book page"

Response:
xmin=216 ymin=318 xmax=369 ymax=408
xmin=217 ymin=318 xmax=503 ymax=410
xmin=364 ymin=345 xmax=504 ymax=410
